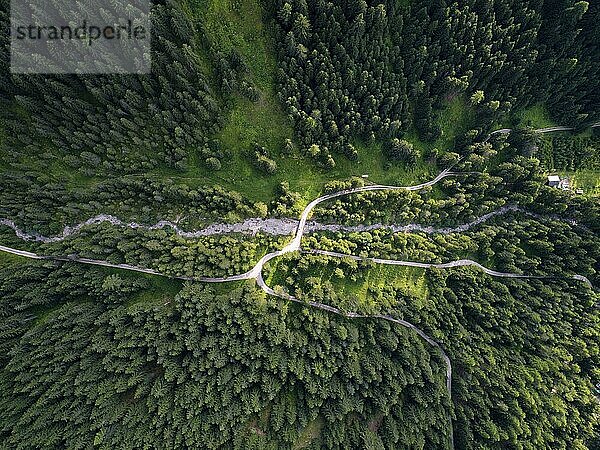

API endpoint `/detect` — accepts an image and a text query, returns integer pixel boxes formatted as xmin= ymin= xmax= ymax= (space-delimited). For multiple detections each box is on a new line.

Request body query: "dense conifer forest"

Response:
xmin=0 ymin=0 xmax=599 ymax=448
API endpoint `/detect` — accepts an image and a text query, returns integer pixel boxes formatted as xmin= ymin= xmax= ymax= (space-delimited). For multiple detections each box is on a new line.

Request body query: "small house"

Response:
xmin=547 ymin=175 xmax=561 ymax=188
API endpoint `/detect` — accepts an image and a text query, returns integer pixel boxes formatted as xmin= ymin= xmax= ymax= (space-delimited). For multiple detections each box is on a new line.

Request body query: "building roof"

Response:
xmin=548 ymin=175 xmax=561 ymax=182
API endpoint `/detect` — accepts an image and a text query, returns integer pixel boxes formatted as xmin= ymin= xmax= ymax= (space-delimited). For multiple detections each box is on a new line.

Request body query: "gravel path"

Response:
xmin=2 ymin=127 xmax=597 ymax=448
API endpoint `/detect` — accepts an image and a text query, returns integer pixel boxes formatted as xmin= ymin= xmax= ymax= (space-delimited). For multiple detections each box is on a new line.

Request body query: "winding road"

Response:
xmin=1 ymin=127 xmax=598 ymax=449
xmin=305 ymin=250 xmax=592 ymax=286
xmin=488 ymin=125 xmax=576 ymax=139
xmin=484 ymin=125 xmax=582 ymax=144
xmin=0 ymin=168 xmax=463 ymax=447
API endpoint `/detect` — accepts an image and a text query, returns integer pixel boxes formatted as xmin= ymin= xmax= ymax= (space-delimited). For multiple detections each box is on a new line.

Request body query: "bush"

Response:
xmin=205 ymin=157 xmax=222 ymax=171
xmin=385 ymin=138 xmax=420 ymax=167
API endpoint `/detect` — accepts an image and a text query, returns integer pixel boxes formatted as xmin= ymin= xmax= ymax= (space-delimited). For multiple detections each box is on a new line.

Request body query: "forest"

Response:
xmin=0 ymin=0 xmax=599 ymax=449
xmin=0 ymin=259 xmax=452 ymax=449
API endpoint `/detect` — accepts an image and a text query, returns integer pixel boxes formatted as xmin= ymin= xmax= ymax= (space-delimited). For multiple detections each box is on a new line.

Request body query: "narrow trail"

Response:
xmin=489 ymin=122 xmax=600 ymax=138
xmin=256 ymin=271 xmax=453 ymax=392
xmin=487 ymin=125 xmax=576 ymax=140
xmin=305 ymin=250 xmax=592 ymax=286
xmin=490 ymin=126 xmax=576 ymax=136
xmin=1 ymin=126 xmax=598 ymax=449
xmin=0 ymin=168 xmax=461 ymax=447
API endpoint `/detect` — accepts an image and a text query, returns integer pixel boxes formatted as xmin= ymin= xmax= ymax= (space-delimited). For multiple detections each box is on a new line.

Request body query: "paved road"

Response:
xmin=490 ymin=125 xmax=575 ymax=135
xmin=0 ymin=245 xmax=43 ymax=260
xmin=308 ymin=250 xmax=547 ymax=279
xmin=0 ymin=167 xmax=460 ymax=447
xmin=536 ymin=126 xmax=575 ymax=133
xmin=488 ymin=123 xmax=600 ymax=139
xmin=487 ymin=125 xmax=576 ymax=141
xmin=1 ymin=145 xmax=596 ymax=450
xmin=306 ymin=250 xmax=592 ymax=286
xmin=312 ymin=250 xmax=512 ymax=275
xmin=283 ymin=167 xmax=457 ymax=253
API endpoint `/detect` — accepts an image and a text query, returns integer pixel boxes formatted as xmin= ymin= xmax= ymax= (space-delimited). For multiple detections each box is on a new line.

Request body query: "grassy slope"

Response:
xmin=265 ymin=254 xmax=430 ymax=312
xmin=170 ymin=0 xmax=460 ymax=204
xmin=495 ymin=103 xmax=556 ymax=130
xmin=539 ymin=129 xmax=600 ymax=196
xmin=125 ymin=275 xmax=183 ymax=309
xmin=2 ymin=0 xmax=471 ymax=207
xmin=334 ymin=264 xmax=430 ymax=310
xmin=406 ymin=96 xmax=474 ymax=154
xmin=564 ymin=170 xmax=600 ymax=196
xmin=566 ymin=130 xmax=599 ymax=195
xmin=515 ymin=104 xmax=556 ymax=128
xmin=0 ymin=251 xmax=22 ymax=265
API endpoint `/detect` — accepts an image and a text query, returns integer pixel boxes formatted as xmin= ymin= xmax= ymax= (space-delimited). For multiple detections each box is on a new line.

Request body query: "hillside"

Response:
xmin=0 ymin=1 xmax=599 ymax=449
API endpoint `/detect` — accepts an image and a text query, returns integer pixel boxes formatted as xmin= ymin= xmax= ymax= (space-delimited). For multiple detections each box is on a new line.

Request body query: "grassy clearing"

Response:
xmin=406 ymin=96 xmax=474 ymax=154
xmin=2 ymin=0 xmax=469 ymax=209
xmin=292 ymin=418 xmax=323 ymax=450
xmin=343 ymin=140 xmax=439 ymax=186
xmin=198 ymin=0 xmax=277 ymax=92
xmin=564 ymin=170 xmax=600 ymax=196
xmin=0 ymin=251 xmax=26 ymax=266
xmin=195 ymin=0 xmax=294 ymax=184
xmin=330 ymin=264 xmax=430 ymax=310
xmin=435 ymin=96 xmax=474 ymax=150
xmin=183 ymin=0 xmax=436 ymax=202
xmin=266 ymin=254 xmax=430 ymax=311
xmin=126 ymin=275 xmax=183 ymax=308
xmin=160 ymin=135 xmax=439 ymax=206
xmin=510 ymin=104 xmax=556 ymax=129
xmin=165 ymin=0 xmax=459 ymax=205
xmin=32 ymin=299 xmax=92 ymax=326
